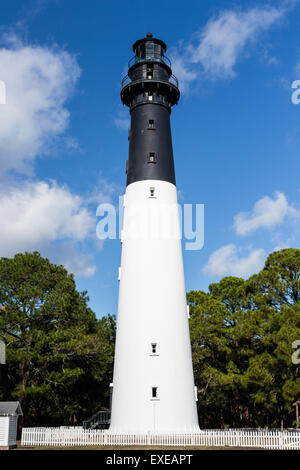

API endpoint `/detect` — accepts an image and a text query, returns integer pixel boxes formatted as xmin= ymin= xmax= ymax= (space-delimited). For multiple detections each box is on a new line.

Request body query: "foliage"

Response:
xmin=0 ymin=252 xmax=115 ymax=426
xmin=189 ymin=249 xmax=300 ymax=428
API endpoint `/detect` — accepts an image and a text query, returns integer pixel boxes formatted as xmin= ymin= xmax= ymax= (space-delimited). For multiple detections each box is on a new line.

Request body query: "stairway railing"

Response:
xmin=82 ymin=410 xmax=111 ymax=430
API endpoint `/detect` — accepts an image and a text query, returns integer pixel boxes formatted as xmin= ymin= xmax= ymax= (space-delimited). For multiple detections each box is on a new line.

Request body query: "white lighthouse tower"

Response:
xmin=109 ymin=33 xmax=199 ymax=434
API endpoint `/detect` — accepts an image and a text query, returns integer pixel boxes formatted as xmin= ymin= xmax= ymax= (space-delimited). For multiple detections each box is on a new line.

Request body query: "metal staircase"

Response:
xmin=83 ymin=410 xmax=111 ymax=430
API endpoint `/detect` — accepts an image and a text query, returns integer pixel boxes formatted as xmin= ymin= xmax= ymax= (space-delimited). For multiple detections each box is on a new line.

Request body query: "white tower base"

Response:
xmin=109 ymin=180 xmax=199 ymax=434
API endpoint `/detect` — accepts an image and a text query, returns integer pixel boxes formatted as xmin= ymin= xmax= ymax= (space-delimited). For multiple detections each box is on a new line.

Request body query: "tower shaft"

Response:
xmin=109 ymin=34 xmax=199 ymax=434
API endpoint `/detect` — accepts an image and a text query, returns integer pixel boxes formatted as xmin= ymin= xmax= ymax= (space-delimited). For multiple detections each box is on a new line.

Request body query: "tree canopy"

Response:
xmin=0 ymin=251 xmax=115 ymax=426
xmin=189 ymin=248 xmax=300 ymax=428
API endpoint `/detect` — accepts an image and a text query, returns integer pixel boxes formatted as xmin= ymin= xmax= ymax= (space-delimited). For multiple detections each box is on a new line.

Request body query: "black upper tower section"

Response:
xmin=121 ymin=33 xmax=180 ymax=187
xmin=121 ymin=32 xmax=180 ymax=111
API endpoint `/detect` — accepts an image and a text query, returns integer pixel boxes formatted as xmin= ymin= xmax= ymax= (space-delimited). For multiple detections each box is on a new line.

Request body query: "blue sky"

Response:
xmin=0 ymin=0 xmax=300 ymax=318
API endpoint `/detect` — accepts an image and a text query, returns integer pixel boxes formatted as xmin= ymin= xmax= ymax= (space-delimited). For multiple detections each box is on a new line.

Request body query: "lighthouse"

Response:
xmin=109 ymin=33 xmax=199 ymax=434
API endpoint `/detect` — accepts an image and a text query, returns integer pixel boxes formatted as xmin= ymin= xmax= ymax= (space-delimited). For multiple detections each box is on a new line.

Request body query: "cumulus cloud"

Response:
xmin=114 ymin=118 xmax=130 ymax=131
xmin=0 ymin=32 xmax=81 ymax=175
xmin=169 ymin=53 xmax=197 ymax=93
xmin=273 ymin=237 xmax=296 ymax=252
xmin=191 ymin=7 xmax=284 ymax=79
xmin=0 ymin=32 xmax=109 ymax=278
xmin=233 ymin=191 xmax=299 ymax=235
xmin=170 ymin=5 xmax=286 ymax=91
xmin=42 ymin=242 xmax=96 ymax=278
xmin=0 ymin=181 xmax=96 ymax=277
xmin=203 ymin=244 xmax=266 ymax=278
xmin=114 ymin=104 xmax=130 ymax=131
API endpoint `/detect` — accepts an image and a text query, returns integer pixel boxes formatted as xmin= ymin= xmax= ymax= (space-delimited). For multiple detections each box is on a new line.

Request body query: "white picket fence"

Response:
xmin=21 ymin=427 xmax=300 ymax=449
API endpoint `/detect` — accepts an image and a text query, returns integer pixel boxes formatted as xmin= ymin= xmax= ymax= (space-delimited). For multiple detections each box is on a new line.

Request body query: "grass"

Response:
xmin=15 ymin=443 xmax=262 ymax=451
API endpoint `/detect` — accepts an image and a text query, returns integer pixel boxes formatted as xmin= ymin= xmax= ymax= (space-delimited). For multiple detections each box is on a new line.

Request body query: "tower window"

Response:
xmin=148 ymin=92 xmax=153 ymax=101
xmin=148 ymin=152 xmax=157 ymax=163
xmin=149 ymin=187 xmax=155 ymax=197
xmin=148 ymin=119 xmax=155 ymax=129
xmin=151 ymin=343 xmax=157 ymax=354
xmin=147 ymin=67 xmax=153 ymax=79
xmin=152 ymin=387 xmax=158 ymax=399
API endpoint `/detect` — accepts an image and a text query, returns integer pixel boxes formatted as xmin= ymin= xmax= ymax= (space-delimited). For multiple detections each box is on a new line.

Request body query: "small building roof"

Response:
xmin=0 ymin=401 xmax=23 ymax=416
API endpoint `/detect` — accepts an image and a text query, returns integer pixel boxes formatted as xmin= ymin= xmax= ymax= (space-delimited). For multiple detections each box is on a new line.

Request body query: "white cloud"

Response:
xmin=233 ymin=191 xmax=299 ymax=235
xmin=169 ymin=53 xmax=197 ymax=93
xmin=0 ymin=180 xmax=96 ymax=277
xmin=114 ymin=104 xmax=130 ymax=131
xmin=203 ymin=244 xmax=266 ymax=278
xmin=114 ymin=118 xmax=130 ymax=131
xmin=191 ymin=7 xmax=284 ymax=79
xmin=273 ymin=237 xmax=296 ymax=251
xmin=43 ymin=242 xmax=96 ymax=278
xmin=0 ymin=32 xmax=81 ymax=175
xmin=85 ymin=177 xmax=119 ymax=205
xmin=170 ymin=6 xmax=286 ymax=90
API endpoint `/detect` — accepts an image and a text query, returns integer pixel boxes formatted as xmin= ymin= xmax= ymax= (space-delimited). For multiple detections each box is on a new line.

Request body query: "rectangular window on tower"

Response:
xmin=147 ymin=67 xmax=153 ymax=79
xmin=148 ymin=152 xmax=157 ymax=164
xmin=149 ymin=187 xmax=155 ymax=198
xmin=148 ymin=119 xmax=155 ymax=130
xmin=148 ymin=91 xmax=153 ymax=101
xmin=152 ymin=387 xmax=158 ymax=399
xmin=151 ymin=343 xmax=158 ymax=355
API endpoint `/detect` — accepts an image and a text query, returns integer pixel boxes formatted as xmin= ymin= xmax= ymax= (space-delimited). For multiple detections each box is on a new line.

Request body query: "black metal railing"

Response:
xmin=83 ymin=410 xmax=111 ymax=430
xmin=121 ymin=73 xmax=179 ymax=89
xmin=128 ymin=54 xmax=171 ymax=69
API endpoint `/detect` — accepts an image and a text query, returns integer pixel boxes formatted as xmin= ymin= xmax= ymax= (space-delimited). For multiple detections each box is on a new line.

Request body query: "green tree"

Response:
xmin=188 ymin=289 xmax=233 ymax=428
xmin=244 ymin=249 xmax=300 ymax=428
xmin=189 ymin=249 xmax=300 ymax=428
xmin=0 ymin=252 xmax=115 ymax=426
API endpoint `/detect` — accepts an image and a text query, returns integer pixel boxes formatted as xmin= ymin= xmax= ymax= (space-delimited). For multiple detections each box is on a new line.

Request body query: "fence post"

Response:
xmin=279 ymin=432 xmax=284 ymax=450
